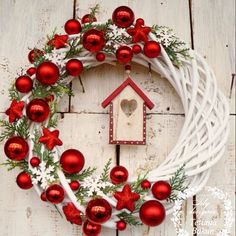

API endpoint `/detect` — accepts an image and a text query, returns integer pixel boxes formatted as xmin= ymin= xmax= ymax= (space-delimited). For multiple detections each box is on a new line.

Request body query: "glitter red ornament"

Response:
xmin=112 ymin=6 xmax=134 ymax=28
xmin=26 ymin=67 xmax=36 ymax=76
xmin=40 ymin=192 xmax=47 ymax=201
xmin=110 ymin=165 xmax=128 ymax=185
xmin=4 ymin=136 xmax=29 ymax=161
xmin=30 ymin=156 xmax=41 ymax=167
xmin=151 ymin=181 xmax=172 ymax=200
xmin=15 ymin=75 xmax=33 ymax=93
xmin=96 ymin=52 xmax=106 ymax=62
xmin=47 ymin=34 xmax=68 ymax=49
xmin=116 ymin=220 xmax=127 ymax=231
xmin=62 ymin=202 xmax=82 ymax=225
xmin=64 ymin=19 xmax=81 ymax=35
xmin=81 ymin=14 xmax=97 ymax=24
xmin=69 ymin=180 xmax=80 ymax=191
xmin=132 ymin=44 xmax=142 ymax=54
xmin=5 ymin=99 xmax=25 ymax=123
xmin=139 ymin=200 xmax=165 ymax=226
xmin=46 ymin=184 xmax=65 ymax=204
xmin=28 ymin=49 xmax=44 ymax=64
xmin=83 ymin=220 xmax=101 ymax=236
xmin=16 ymin=171 xmax=33 ymax=190
xmin=141 ymin=179 xmax=151 ymax=189
xmin=65 ymin=59 xmax=83 ymax=76
xmin=143 ymin=41 xmax=161 ymax=58
xmin=116 ymin=46 xmax=133 ymax=64
xmin=60 ymin=149 xmax=85 ymax=174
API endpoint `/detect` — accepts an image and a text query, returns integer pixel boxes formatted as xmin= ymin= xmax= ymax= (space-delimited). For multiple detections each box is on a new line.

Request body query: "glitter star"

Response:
xmin=5 ymin=99 xmax=25 ymax=123
xmin=127 ymin=22 xmax=151 ymax=43
xmin=47 ymin=34 xmax=69 ymax=49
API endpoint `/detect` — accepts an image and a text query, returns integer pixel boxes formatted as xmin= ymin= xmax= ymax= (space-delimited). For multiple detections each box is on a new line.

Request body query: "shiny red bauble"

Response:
xmin=143 ymin=41 xmax=161 ymax=58
xmin=136 ymin=18 xmax=145 ymax=26
xmin=69 ymin=180 xmax=80 ymax=191
xmin=132 ymin=44 xmax=142 ymax=54
xmin=30 ymin=156 xmax=41 ymax=167
xmin=46 ymin=184 xmax=65 ymax=204
xmin=86 ymin=198 xmax=112 ymax=224
xmin=116 ymin=46 xmax=133 ymax=64
xmin=110 ymin=165 xmax=128 ymax=185
xmin=112 ymin=6 xmax=134 ymax=28
xmin=60 ymin=149 xmax=85 ymax=174
xmin=26 ymin=67 xmax=36 ymax=76
xmin=81 ymin=14 xmax=97 ymax=24
xmin=116 ymin=220 xmax=127 ymax=231
xmin=141 ymin=179 xmax=151 ymax=189
xmin=16 ymin=171 xmax=33 ymax=190
xmin=83 ymin=220 xmax=101 ymax=236
xmin=4 ymin=136 xmax=29 ymax=161
xmin=26 ymin=99 xmax=50 ymax=122
xmin=15 ymin=75 xmax=33 ymax=93
xmin=96 ymin=52 xmax=106 ymax=62
xmin=65 ymin=59 xmax=83 ymax=76
xmin=36 ymin=61 xmax=60 ymax=85
xmin=151 ymin=181 xmax=172 ymax=200
xmin=64 ymin=19 xmax=81 ymax=35
xmin=28 ymin=49 xmax=44 ymax=63
xmin=139 ymin=200 xmax=165 ymax=226
xmin=40 ymin=192 xmax=47 ymax=201
xmin=82 ymin=29 xmax=105 ymax=52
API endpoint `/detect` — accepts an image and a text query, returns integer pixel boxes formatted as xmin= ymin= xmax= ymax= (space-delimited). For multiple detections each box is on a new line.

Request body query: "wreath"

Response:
xmin=0 ymin=5 xmax=229 ymax=235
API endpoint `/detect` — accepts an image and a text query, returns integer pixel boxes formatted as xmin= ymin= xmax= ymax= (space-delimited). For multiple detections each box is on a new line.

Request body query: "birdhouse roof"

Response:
xmin=102 ymin=77 xmax=154 ymax=109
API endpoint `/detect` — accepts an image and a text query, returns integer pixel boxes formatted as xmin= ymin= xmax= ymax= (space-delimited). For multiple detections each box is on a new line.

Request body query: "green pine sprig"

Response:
xmin=100 ymin=158 xmax=112 ymax=181
xmin=117 ymin=211 xmax=142 ymax=226
xmin=8 ymin=83 xmax=20 ymax=101
xmin=0 ymin=159 xmax=28 ymax=171
xmin=66 ymin=167 xmax=96 ymax=181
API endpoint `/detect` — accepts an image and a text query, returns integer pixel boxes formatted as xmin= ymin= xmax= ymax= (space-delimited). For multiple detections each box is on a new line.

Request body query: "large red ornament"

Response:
xmin=30 ymin=156 xmax=41 ymax=167
xmin=26 ymin=99 xmax=50 ymax=122
xmin=28 ymin=49 xmax=44 ymax=64
xmin=116 ymin=46 xmax=133 ymax=64
xmin=139 ymin=200 xmax=165 ymax=226
xmin=16 ymin=171 xmax=33 ymax=190
xmin=116 ymin=220 xmax=127 ymax=231
xmin=64 ymin=19 xmax=81 ymax=35
xmin=86 ymin=198 xmax=112 ymax=224
xmin=69 ymin=180 xmax=80 ymax=191
xmin=46 ymin=184 xmax=65 ymax=204
xmin=65 ymin=59 xmax=83 ymax=76
xmin=47 ymin=34 xmax=68 ymax=49
xmin=4 ymin=136 xmax=29 ymax=161
xmin=26 ymin=67 xmax=36 ymax=76
xmin=143 ymin=41 xmax=161 ymax=58
xmin=36 ymin=61 xmax=60 ymax=85
xmin=151 ymin=181 xmax=172 ymax=200
xmin=83 ymin=220 xmax=101 ymax=236
xmin=60 ymin=149 xmax=85 ymax=174
xmin=110 ymin=165 xmax=128 ymax=185
xmin=62 ymin=202 xmax=82 ymax=225
xmin=112 ymin=6 xmax=134 ymax=28
xmin=82 ymin=29 xmax=105 ymax=52
xmin=81 ymin=14 xmax=97 ymax=24
xmin=15 ymin=75 xmax=33 ymax=93
xmin=5 ymin=99 xmax=25 ymax=123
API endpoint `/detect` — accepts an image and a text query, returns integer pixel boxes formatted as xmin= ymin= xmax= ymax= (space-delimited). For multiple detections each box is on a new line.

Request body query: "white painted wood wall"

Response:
xmin=0 ymin=0 xmax=235 ymax=235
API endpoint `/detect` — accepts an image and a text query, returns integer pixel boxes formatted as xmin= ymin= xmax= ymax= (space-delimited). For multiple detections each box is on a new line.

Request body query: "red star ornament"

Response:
xmin=62 ymin=202 xmax=82 ymax=225
xmin=127 ymin=22 xmax=151 ymax=43
xmin=39 ymin=127 xmax=63 ymax=150
xmin=5 ymin=99 xmax=25 ymax=123
xmin=114 ymin=184 xmax=140 ymax=212
xmin=47 ymin=34 xmax=69 ymax=49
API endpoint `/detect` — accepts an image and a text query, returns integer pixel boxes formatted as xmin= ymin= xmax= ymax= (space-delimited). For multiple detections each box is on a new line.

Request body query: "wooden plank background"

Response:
xmin=0 ymin=0 xmax=235 ymax=235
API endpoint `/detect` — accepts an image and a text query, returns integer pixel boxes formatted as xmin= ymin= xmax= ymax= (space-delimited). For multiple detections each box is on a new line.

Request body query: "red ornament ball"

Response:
xmin=40 ymin=192 xmax=47 ymax=202
xmin=112 ymin=6 xmax=135 ymax=28
xmin=116 ymin=46 xmax=133 ymax=64
xmin=116 ymin=220 xmax=127 ymax=231
xmin=4 ymin=136 xmax=29 ymax=161
xmin=81 ymin=14 xmax=97 ymax=24
xmin=30 ymin=156 xmax=41 ymax=167
xmin=69 ymin=180 xmax=80 ymax=191
xmin=132 ymin=44 xmax=142 ymax=54
xmin=64 ymin=19 xmax=81 ymax=35
xmin=151 ymin=181 xmax=172 ymax=200
xmin=65 ymin=59 xmax=83 ymax=76
xmin=143 ymin=41 xmax=161 ymax=58
xmin=110 ymin=165 xmax=128 ymax=185
xmin=83 ymin=220 xmax=101 ymax=236
xmin=82 ymin=29 xmax=105 ymax=52
xmin=15 ymin=75 xmax=33 ymax=93
xmin=139 ymin=200 xmax=166 ymax=226
xmin=46 ymin=184 xmax=65 ymax=204
xmin=60 ymin=149 xmax=85 ymax=174
xmin=141 ymin=179 xmax=151 ymax=189
xmin=136 ymin=18 xmax=145 ymax=25
xmin=86 ymin=198 xmax=112 ymax=224
xmin=16 ymin=171 xmax=33 ymax=190
xmin=26 ymin=67 xmax=36 ymax=76
xmin=36 ymin=61 xmax=60 ymax=85
xmin=96 ymin=52 xmax=106 ymax=62
xmin=26 ymin=99 xmax=50 ymax=122
xmin=28 ymin=49 xmax=44 ymax=63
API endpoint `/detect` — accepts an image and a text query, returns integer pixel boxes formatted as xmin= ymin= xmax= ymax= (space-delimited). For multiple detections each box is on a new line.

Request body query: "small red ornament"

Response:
xmin=28 ymin=49 xmax=44 ymax=64
xmin=116 ymin=220 xmax=127 ymax=231
xmin=110 ymin=165 xmax=128 ymax=185
xmin=4 ymin=136 xmax=29 ymax=161
xmin=40 ymin=192 xmax=47 ymax=201
xmin=62 ymin=202 xmax=82 ymax=225
xmin=139 ymin=200 xmax=165 ymax=226
xmin=114 ymin=184 xmax=140 ymax=212
xmin=116 ymin=46 xmax=133 ymax=64
xmin=64 ymin=19 xmax=81 ymax=35
xmin=45 ymin=94 xmax=55 ymax=103
xmin=96 ymin=52 xmax=106 ymax=62
xmin=86 ymin=198 xmax=112 ymax=224
xmin=46 ymin=184 xmax=65 ymax=204
xmin=69 ymin=180 xmax=80 ymax=191
xmin=112 ymin=6 xmax=134 ymax=28
xmin=82 ymin=29 xmax=105 ymax=52
xmin=136 ymin=18 xmax=145 ymax=26
xmin=81 ymin=14 xmax=97 ymax=24
xmin=47 ymin=34 xmax=68 ymax=49
xmin=36 ymin=61 xmax=60 ymax=85
xmin=151 ymin=181 xmax=172 ymax=200
xmin=30 ymin=156 xmax=41 ymax=167
xmin=26 ymin=99 xmax=50 ymax=122
xmin=132 ymin=44 xmax=142 ymax=54
xmin=16 ymin=171 xmax=33 ymax=190
xmin=5 ymin=99 xmax=25 ymax=123
xmin=83 ymin=220 xmax=101 ymax=236
xmin=60 ymin=149 xmax=85 ymax=174
xmin=65 ymin=59 xmax=83 ymax=76
xmin=143 ymin=41 xmax=161 ymax=58
xmin=141 ymin=179 xmax=151 ymax=189
xmin=26 ymin=67 xmax=36 ymax=76
xmin=15 ymin=75 xmax=33 ymax=93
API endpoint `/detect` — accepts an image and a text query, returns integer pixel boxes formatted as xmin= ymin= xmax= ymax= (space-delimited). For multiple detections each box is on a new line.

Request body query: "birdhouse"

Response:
xmin=101 ymin=77 xmax=154 ymax=145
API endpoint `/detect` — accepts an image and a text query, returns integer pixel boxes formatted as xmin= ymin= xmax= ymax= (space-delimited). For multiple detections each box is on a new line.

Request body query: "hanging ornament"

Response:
xmin=60 ymin=149 xmax=85 ymax=174
xmin=132 ymin=44 xmax=142 ymax=54
xmin=86 ymin=198 xmax=112 ymax=224
xmin=69 ymin=180 xmax=80 ymax=191
xmin=112 ymin=6 xmax=134 ymax=28
xmin=116 ymin=220 xmax=127 ymax=231
xmin=4 ymin=136 xmax=29 ymax=161
xmin=143 ymin=41 xmax=161 ymax=58
xmin=26 ymin=99 xmax=50 ymax=122
xmin=65 ymin=59 xmax=83 ymax=76
xmin=81 ymin=14 xmax=97 ymax=24
xmin=16 ymin=171 xmax=33 ymax=190
xmin=83 ymin=220 xmax=101 ymax=236
xmin=139 ymin=200 xmax=165 ymax=226
xmin=62 ymin=202 xmax=82 ymax=225
xmin=110 ymin=165 xmax=128 ymax=185
xmin=30 ymin=156 xmax=41 ymax=167
xmin=151 ymin=180 xmax=172 ymax=200
xmin=96 ymin=52 xmax=106 ymax=62
xmin=28 ymin=49 xmax=44 ymax=63
xmin=36 ymin=61 xmax=60 ymax=85
xmin=64 ymin=19 xmax=81 ymax=35
xmin=141 ymin=179 xmax=151 ymax=189
xmin=116 ymin=46 xmax=133 ymax=64
xmin=46 ymin=184 xmax=65 ymax=204
xmin=40 ymin=192 xmax=47 ymax=201
xmin=26 ymin=67 xmax=36 ymax=76
xmin=82 ymin=29 xmax=105 ymax=52
xmin=5 ymin=99 xmax=25 ymax=123
xmin=47 ymin=34 xmax=69 ymax=49
xmin=15 ymin=75 xmax=33 ymax=93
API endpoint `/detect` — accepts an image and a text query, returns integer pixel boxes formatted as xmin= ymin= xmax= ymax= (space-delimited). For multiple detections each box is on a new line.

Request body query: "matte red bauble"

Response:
xmin=4 ymin=136 xmax=29 ymax=161
xmin=46 ymin=184 xmax=65 ymax=204
xmin=116 ymin=220 xmax=127 ymax=231
xmin=64 ymin=19 xmax=81 ymax=34
xmin=139 ymin=200 xmax=165 ymax=226
xmin=16 ymin=171 xmax=33 ymax=190
xmin=36 ymin=61 xmax=60 ymax=85
xmin=60 ymin=149 xmax=85 ymax=174
xmin=81 ymin=14 xmax=97 ymax=24
xmin=116 ymin=46 xmax=133 ymax=64
xmin=28 ymin=49 xmax=44 ymax=63
xmin=151 ymin=180 xmax=172 ymax=200
xmin=112 ymin=6 xmax=134 ymax=28
xmin=15 ymin=75 xmax=33 ymax=93
xmin=96 ymin=52 xmax=106 ymax=62
xmin=82 ymin=29 xmax=105 ymax=52
xmin=132 ymin=44 xmax=142 ymax=54
xmin=86 ymin=198 xmax=112 ymax=224
xmin=143 ymin=41 xmax=161 ymax=58
xmin=26 ymin=67 xmax=36 ymax=76
xmin=69 ymin=180 xmax=80 ymax=191
xmin=141 ymin=179 xmax=151 ymax=189
xmin=65 ymin=59 xmax=83 ymax=76
xmin=110 ymin=165 xmax=128 ymax=185
xmin=30 ymin=156 xmax=41 ymax=167
xmin=26 ymin=99 xmax=50 ymax=122
xmin=40 ymin=192 xmax=47 ymax=201
xmin=83 ymin=220 xmax=101 ymax=236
